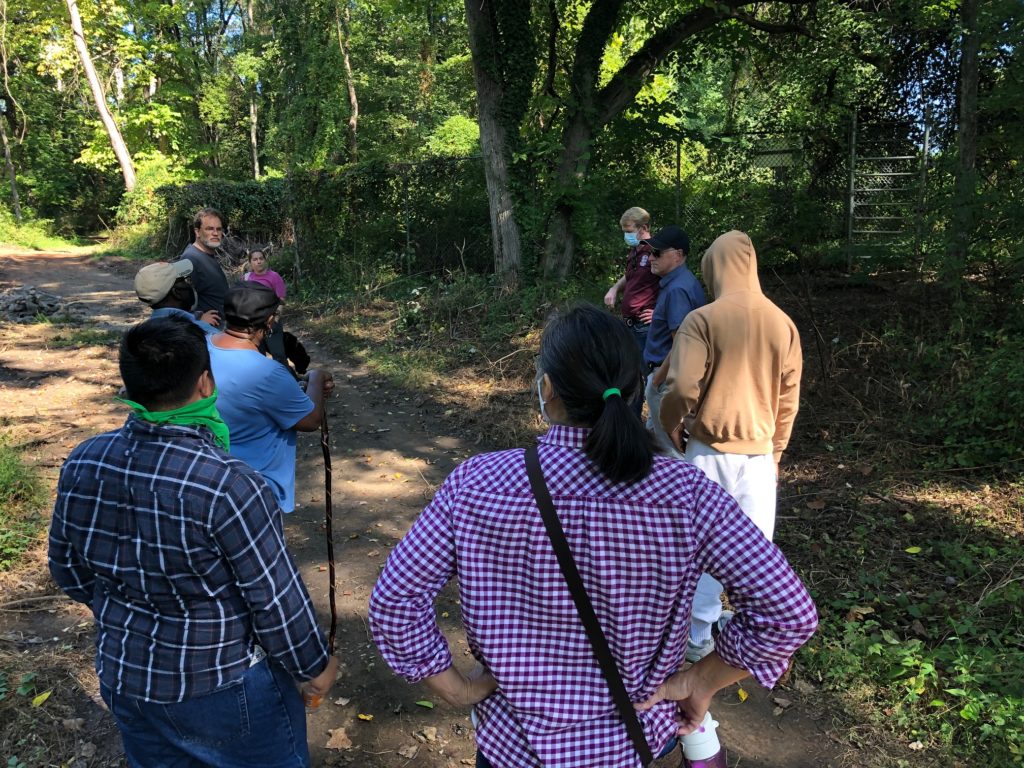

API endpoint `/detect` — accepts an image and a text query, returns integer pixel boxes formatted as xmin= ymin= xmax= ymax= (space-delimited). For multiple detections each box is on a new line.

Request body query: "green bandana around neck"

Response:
xmin=117 ymin=389 xmax=230 ymax=450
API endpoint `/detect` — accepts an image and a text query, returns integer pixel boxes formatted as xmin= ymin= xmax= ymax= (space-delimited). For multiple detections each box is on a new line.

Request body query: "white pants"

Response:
xmin=645 ymin=374 xmax=683 ymax=459
xmin=686 ymin=438 xmax=777 ymax=643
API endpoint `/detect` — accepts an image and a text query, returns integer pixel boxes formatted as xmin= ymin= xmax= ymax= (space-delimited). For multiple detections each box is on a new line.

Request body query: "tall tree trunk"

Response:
xmin=543 ymin=117 xmax=592 ymax=279
xmin=464 ymin=0 xmax=523 ymax=289
xmin=948 ymin=0 xmax=979 ymax=293
xmin=541 ymin=0 xmax=622 ymax=279
xmin=249 ymin=96 xmax=260 ymax=178
xmin=0 ymin=115 xmax=20 ymax=223
xmin=64 ymin=0 xmax=136 ymax=191
xmin=335 ymin=2 xmax=359 ymax=160
xmin=539 ymin=1 xmax=798 ymax=279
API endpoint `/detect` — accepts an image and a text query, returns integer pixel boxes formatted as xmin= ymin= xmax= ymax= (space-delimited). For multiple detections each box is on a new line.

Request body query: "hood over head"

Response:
xmin=700 ymin=230 xmax=761 ymax=300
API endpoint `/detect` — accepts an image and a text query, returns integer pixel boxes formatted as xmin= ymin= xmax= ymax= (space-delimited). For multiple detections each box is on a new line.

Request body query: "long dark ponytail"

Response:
xmin=538 ymin=303 xmax=656 ymax=484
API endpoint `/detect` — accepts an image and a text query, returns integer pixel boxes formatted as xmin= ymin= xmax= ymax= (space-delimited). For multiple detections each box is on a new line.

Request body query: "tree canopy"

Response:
xmin=0 ymin=0 xmax=1018 ymax=304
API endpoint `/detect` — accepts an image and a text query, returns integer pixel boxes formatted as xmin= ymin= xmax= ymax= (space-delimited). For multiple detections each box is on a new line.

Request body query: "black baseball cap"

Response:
xmin=224 ymin=283 xmax=280 ymax=328
xmin=644 ymin=225 xmax=690 ymax=256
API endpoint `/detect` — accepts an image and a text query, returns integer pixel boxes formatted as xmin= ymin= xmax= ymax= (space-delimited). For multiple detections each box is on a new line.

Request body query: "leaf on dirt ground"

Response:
xmin=334 ymin=697 xmax=351 ymax=706
xmin=79 ymin=742 xmax=97 ymax=758
xmin=397 ymin=745 xmax=418 ymax=759
xmin=414 ymin=700 xmax=434 ymax=709
xmin=357 ymin=713 xmax=374 ymax=721
xmin=845 ymin=605 xmax=874 ymax=621
xmin=61 ymin=717 xmax=85 ymax=731
xmin=325 ymin=727 xmax=353 ymax=750
xmin=367 ymin=550 xmax=380 ymax=557
xmin=806 ymin=500 xmax=826 ymax=510
xmin=908 ymin=740 xmax=925 ymax=750
xmin=414 ymin=726 xmax=438 ymax=742
xmin=30 ymin=690 xmax=51 ymax=707
xmin=772 ymin=697 xmax=793 ymax=709
xmin=16 ymin=672 xmax=37 ymax=695
xmin=773 ymin=706 xmax=785 ymax=716
xmin=794 ymin=679 xmax=816 ymax=694
xmin=905 ymin=546 xmax=922 ymax=554
xmin=736 ymin=687 xmax=748 ymax=703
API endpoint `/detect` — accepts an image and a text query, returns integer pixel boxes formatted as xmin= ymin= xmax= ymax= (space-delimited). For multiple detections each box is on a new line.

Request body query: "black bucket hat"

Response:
xmin=224 ymin=283 xmax=280 ymax=328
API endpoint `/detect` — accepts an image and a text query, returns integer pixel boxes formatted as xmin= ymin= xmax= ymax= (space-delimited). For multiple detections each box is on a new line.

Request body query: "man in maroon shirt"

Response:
xmin=604 ymin=206 xmax=660 ymax=416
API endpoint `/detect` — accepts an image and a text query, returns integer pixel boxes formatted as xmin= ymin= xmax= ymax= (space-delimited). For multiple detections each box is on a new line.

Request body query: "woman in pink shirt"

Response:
xmin=244 ymin=250 xmax=287 ymax=299
xmin=243 ymin=249 xmax=289 ymax=369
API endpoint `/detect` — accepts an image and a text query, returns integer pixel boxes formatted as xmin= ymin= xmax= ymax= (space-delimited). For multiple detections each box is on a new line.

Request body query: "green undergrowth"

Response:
xmin=300 ymin=267 xmax=1023 ymax=763
xmin=301 ymin=269 xmax=592 ymax=408
xmin=0 ymin=210 xmax=79 ymax=252
xmin=48 ymin=327 xmax=121 ymax=349
xmin=788 ymin=484 xmax=1024 ymax=764
xmin=98 ymin=222 xmax=164 ymax=261
xmin=0 ymin=441 xmax=47 ymax=571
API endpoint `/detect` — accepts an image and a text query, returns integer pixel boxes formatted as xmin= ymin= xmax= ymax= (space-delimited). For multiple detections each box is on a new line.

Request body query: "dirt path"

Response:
xmin=0 ymin=247 xmax=848 ymax=767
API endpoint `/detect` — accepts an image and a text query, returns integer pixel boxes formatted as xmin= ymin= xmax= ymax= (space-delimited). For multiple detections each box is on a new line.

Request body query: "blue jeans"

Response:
xmin=476 ymin=737 xmax=677 ymax=767
xmin=101 ymin=659 xmax=309 ymax=768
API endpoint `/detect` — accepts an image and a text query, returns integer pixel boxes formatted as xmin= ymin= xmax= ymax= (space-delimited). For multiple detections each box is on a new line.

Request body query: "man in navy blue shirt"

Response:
xmin=642 ymin=225 xmax=706 ymax=456
xmin=177 ymin=207 xmax=229 ymax=322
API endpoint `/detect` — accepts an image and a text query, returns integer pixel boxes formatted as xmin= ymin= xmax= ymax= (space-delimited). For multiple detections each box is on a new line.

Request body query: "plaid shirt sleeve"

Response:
xmin=214 ymin=472 xmax=330 ymax=681
xmin=368 ymin=473 xmax=458 ymax=683
xmin=49 ymin=462 xmax=97 ymax=607
xmin=690 ymin=474 xmax=818 ymax=687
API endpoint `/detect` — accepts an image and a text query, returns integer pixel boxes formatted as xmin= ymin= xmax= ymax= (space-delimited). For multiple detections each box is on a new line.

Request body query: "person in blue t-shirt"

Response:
xmin=209 ymin=283 xmax=333 ymax=512
xmin=641 ymin=225 xmax=706 ymax=457
xmin=133 ymin=261 xmax=219 ymax=335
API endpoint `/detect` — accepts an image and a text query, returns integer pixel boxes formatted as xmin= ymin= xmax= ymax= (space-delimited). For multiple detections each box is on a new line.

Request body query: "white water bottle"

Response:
xmin=681 ymin=710 xmax=727 ymax=768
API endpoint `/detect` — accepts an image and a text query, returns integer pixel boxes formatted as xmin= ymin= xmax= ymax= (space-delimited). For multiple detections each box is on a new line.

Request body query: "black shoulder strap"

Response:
xmin=524 ymin=445 xmax=654 ymax=766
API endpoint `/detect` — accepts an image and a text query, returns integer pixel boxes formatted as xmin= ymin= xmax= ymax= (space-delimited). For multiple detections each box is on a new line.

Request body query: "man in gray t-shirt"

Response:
xmin=177 ymin=207 xmax=229 ymax=324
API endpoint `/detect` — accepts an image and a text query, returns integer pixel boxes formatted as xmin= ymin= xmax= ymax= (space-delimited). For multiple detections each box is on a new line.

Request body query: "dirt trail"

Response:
xmin=0 ymin=247 xmax=847 ymax=767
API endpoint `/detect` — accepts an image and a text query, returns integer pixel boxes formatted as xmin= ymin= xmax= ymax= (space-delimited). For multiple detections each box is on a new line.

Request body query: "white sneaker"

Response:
xmin=685 ymin=637 xmax=715 ymax=663
xmin=686 ymin=612 xmax=735 ymax=663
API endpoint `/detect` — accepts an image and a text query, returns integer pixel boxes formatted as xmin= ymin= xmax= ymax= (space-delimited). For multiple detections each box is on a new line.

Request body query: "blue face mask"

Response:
xmin=624 ymin=232 xmax=640 ymax=247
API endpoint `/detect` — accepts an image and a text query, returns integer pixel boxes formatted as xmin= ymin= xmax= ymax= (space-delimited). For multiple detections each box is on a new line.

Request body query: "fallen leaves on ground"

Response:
xmin=325 ymin=727 xmax=353 ymax=750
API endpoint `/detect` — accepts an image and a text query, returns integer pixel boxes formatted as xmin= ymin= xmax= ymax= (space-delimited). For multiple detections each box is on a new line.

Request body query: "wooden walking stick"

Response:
xmin=321 ymin=411 xmax=338 ymax=653
xmin=305 ymin=409 xmax=337 ymax=709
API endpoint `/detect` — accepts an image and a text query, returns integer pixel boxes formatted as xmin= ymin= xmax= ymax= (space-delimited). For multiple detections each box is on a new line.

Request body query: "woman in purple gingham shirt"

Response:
xmin=370 ymin=304 xmax=818 ymax=768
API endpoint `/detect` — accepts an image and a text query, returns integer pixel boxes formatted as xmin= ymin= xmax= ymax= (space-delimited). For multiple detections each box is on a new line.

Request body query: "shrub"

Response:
xmin=0 ymin=443 xmax=46 ymax=571
xmin=930 ymin=335 xmax=1024 ymax=469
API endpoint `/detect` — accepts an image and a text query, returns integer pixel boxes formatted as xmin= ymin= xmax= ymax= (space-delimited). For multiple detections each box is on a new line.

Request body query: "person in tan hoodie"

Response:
xmin=660 ymin=230 xmax=802 ymax=662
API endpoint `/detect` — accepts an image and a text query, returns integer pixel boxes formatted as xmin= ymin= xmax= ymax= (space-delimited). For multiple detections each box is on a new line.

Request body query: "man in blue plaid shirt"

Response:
xmin=49 ymin=315 xmax=337 ymax=767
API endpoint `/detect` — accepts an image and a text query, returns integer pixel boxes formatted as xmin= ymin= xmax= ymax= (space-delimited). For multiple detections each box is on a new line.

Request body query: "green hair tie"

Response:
xmin=602 ymin=387 xmax=622 ymax=401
